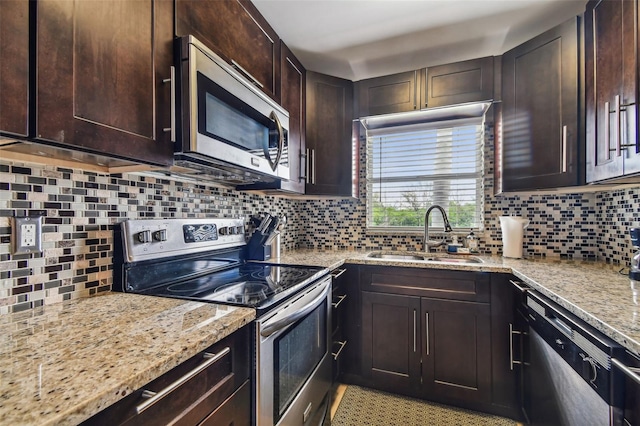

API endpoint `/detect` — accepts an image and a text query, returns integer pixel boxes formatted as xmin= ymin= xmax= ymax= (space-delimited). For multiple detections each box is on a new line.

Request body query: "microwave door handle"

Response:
xmin=266 ymin=111 xmax=284 ymax=172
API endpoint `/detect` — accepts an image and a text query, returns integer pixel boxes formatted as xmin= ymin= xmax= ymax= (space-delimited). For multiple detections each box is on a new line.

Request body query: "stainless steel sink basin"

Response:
xmin=429 ymin=256 xmax=483 ymax=264
xmin=367 ymin=252 xmax=483 ymax=264
xmin=367 ymin=253 xmax=426 ymax=261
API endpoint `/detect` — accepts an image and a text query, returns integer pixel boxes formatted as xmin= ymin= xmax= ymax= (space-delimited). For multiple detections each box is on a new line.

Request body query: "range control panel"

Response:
xmin=120 ymin=218 xmax=245 ymax=263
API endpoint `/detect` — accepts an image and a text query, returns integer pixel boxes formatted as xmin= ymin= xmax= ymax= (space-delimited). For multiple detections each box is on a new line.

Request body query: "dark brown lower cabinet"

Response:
xmin=355 ymin=266 xmax=520 ymax=418
xmin=421 ymin=298 xmax=491 ymax=405
xmin=361 ymin=291 xmax=422 ymax=395
xmin=81 ymin=325 xmax=251 ymax=426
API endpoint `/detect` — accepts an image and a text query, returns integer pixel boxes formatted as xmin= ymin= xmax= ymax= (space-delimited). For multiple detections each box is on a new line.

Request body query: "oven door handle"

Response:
xmin=260 ymin=281 xmax=330 ymax=338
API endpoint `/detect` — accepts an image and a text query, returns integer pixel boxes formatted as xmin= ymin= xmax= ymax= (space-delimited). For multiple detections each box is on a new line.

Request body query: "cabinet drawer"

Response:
xmin=82 ymin=326 xmax=250 ymax=426
xmin=360 ymin=266 xmax=490 ymax=302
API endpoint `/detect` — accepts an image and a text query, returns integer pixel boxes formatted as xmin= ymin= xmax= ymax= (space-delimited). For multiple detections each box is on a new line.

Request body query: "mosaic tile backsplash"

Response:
xmin=2 ymin=124 xmax=640 ymax=314
xmin=0 ymin=161 xmax=301 ymax=314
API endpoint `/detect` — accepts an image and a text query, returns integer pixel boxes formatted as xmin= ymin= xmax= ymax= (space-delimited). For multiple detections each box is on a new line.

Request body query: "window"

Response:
xmin=366 ymin=117 xmax=484 ymax=231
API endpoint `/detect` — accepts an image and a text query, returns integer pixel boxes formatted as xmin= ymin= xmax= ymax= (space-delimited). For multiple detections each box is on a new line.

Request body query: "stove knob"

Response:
xmin=137 ymin=230 xmax=151 ymax=243
xmin=219 ymin=227 xmax=228 ymax=236
xmin=153 ymin=229 xmax=167 ymax=242
xmin=236 ymin=225 xmax=244 ymax=235
xmin=229 ymin=226 xmax=237 ymax=235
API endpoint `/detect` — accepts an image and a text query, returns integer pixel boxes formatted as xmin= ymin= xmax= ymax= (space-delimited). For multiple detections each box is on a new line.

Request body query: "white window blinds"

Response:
xmin=366 ymin=117 xmax=484 ymax=231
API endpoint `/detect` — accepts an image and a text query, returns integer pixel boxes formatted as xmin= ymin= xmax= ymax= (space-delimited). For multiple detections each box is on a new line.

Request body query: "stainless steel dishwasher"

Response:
xmin=523 ymin=291 xmax=624 ymax=425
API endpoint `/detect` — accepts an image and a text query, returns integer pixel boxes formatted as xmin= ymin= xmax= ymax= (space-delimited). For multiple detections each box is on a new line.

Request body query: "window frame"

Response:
xmin=364 ymin=116 xmax=486 ymax=234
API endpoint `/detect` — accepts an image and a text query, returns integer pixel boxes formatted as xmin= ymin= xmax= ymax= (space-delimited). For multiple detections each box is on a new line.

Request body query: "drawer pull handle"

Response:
xmin=136 ymin=347 xmax=230 ymax=414
xmin=509 ymin=279 xmax=529 ymax=293
xmin=332 ymin=294 xmax=347 ymax=308
xmin=332 ymin=340 xmax=347 ymax=360
xmin=331 ymin=268 xmax=347 ymax=279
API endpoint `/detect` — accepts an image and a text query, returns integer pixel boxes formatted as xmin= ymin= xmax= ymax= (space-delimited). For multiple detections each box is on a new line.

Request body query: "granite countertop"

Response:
xmin=276 ymin=249 xmax=640 ymax=357
xmin=0 ymin=293 xmax=255 ymax=426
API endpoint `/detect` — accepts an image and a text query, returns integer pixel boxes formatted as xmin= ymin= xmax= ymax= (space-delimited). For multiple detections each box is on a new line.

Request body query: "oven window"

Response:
xmin=274 ymin=299 xmax=327 ymax=421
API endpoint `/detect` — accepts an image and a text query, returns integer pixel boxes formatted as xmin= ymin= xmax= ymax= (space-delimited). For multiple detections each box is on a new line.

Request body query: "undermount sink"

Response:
xmin=367 ymin=253 xmax=427 ymax=261
xmin=429 ymin=256 xmax=483 ymax=264
xmin=367 ymin=252 xmax=483 ymax=264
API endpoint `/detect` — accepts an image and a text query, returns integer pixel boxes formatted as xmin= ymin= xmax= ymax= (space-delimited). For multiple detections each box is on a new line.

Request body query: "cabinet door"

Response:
xmin=305 ymin=71 xmax=355 ymax=196
xmin=423 ymin=57 xmax=494 ymax=109
xmin=421 ymin=298 xmax=492 ymax=404
xmin=361 ymin=291 xmax=421 ymax=395
xmin=279 ymin=42 xmax=306 ymax=193
xmin=0 ymin=0 xmax=29 ymax=137
xmin=176 ymin=0 xmax=279 ymax=101
xmin=585 ymin=0 xmax=639 ymax=182
xmin=35 ymin=0 xmax=174 ymax=166
xmin=489 ymin=275 xmax=524 ymax=420
xmin=356 ymin=70 xmax=420 ymax=117
xmin=501 ymin=17 xmax=581 ymax=191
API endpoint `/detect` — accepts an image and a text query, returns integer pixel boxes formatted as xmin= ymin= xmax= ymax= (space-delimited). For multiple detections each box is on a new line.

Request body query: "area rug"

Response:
xmin=332 ymin=385 xmax=516 ymax=426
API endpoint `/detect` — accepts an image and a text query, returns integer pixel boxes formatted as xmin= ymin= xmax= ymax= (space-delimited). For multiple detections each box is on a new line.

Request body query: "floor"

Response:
xmin=331 ymin=385 xmax=518 ymax=426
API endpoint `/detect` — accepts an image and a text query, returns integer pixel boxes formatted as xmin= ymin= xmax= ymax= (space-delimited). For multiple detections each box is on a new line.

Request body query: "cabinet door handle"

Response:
xmin=561 ymin=125 xmax=567 ymax=173
xmin=231 ymin=59 xmax=264 ymax=89
xmin=604 ymin=100 xmax=611 ymax=161
xmin=332 ymin=294 xmax=347 ymax=308
xmin=509 ymin=323 xmax=523 ymax=371
xmin=162 ymin=66 xmax=176 ymax=143
xmin=425 ymin=312 xmax=430 ymax=355
xmin=299 ymin=150 xmax=307 ymax=181
xmin=413 ymin=70 xmax=417 ymax=110
xmin=308 ymin=148 xmax=316 ymax=185
xmin=615 ymin=95 xmax=622 ymax=157
xmin=136 ymin=347 xmax=230 ymax=414
xmin=413 ymin=310 xmax=417 ymax=353
xmin=332 ymin=340 xmax=348 ymax=360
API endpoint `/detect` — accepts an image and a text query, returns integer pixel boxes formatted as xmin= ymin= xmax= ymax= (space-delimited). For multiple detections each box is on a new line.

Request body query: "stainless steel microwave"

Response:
xmin=175 ymin=35 xmax=290 ymax=184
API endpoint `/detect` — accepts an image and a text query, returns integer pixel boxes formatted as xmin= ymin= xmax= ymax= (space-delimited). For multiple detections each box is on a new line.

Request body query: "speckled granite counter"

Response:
xmin=0 ymin=292 xmax=255 ymax=426
xmin=276 ymin=249 xmax=640 ymax=357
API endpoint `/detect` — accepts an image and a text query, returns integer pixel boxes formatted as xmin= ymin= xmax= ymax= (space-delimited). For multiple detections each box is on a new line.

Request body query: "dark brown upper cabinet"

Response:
xmin=0 ymin=0 xmax=29 ymax=137
xmin=176 ymin=0 xmax=280 ymax=101
xmin=355 ymin=70 xmax=421 ymax=117
xmin=501 ymin=17 xmax=582 ymax=191
xmin=277 ymin=42 xmax=306 ymax=193
xmin=306 ymin=71 xmax=356 ymax=197
xmin=585 ymin=0 xmax=640 ymax=183
xmin=422 ymin=57 xmax=494 ymax=109
xmin=35 ymin=0 xmax=174 ymax=166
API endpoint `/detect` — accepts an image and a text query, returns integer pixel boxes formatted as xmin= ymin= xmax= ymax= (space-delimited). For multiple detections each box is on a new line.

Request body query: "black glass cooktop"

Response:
xmin=125 ymin=252 xmax=327 ymax=314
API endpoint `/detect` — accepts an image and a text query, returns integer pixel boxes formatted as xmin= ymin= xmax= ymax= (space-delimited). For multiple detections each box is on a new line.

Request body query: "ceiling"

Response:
xmin=252 ymin=0 xmax=588 ymax=81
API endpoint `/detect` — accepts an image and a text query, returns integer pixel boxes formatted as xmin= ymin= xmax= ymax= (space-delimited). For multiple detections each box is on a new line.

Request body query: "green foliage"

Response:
xmin=371 ymin=192 xmax=478 ymax=228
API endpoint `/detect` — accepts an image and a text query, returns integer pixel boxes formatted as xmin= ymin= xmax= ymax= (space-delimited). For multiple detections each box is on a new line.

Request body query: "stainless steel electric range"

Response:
xmin=113 ymin=218 xmax=332 ymax=426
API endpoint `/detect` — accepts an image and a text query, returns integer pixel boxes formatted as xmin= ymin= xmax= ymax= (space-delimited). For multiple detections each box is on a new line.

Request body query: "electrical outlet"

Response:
xmin=12 ymin=216 xmax=43 ymax=254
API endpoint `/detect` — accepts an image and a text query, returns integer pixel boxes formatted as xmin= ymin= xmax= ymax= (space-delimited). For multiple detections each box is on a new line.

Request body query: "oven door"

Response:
xmin=256 ymin=277 xmax=332 ymax=426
